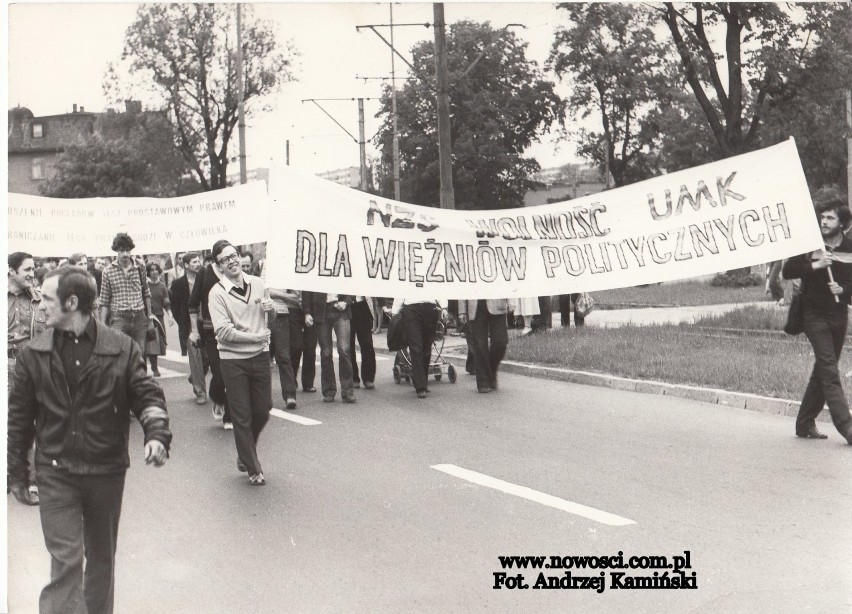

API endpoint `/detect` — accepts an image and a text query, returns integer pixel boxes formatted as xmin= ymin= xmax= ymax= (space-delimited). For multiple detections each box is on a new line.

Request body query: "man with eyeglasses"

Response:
xmin=99 ymin=233 xmax=156 ymax=358
xmin=208 ymin=240 xmax=275 ymax=485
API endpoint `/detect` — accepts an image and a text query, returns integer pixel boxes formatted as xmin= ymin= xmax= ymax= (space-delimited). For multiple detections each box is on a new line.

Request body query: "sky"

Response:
xmin=6 ymin=1 xmax=577 ymax=176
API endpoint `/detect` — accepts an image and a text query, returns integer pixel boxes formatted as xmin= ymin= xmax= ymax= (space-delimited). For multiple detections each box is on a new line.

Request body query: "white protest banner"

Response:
xmin=7 ymin=181 xmax=268 ymax=255
xmin=266 ymin=138 xmax=822 ymax=300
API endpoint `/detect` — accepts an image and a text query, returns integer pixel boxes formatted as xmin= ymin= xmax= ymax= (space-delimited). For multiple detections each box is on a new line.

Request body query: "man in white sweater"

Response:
xmin=208 ymin=241 xmax=275 ymax=486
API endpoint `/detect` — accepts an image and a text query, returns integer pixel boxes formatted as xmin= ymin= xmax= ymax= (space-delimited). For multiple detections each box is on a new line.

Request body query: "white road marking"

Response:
xmin=431 ymin=464 xmax=636 ymax=527
xmin=270 ymin=408 xmax=322 ymax=426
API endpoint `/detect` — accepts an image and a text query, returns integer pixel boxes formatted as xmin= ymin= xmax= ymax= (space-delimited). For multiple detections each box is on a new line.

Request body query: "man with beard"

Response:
xmin=783 ymin=200 xmax=852 ymax=444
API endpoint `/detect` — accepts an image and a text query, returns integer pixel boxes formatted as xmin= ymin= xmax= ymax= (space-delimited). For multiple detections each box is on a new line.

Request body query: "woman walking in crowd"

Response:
xmin=146 ymin=261 xmax=170 ymax=376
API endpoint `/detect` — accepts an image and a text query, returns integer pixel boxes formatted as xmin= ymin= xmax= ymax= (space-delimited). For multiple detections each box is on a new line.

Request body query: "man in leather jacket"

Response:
xmin=8 ymin=266 xmax=172 ymax=614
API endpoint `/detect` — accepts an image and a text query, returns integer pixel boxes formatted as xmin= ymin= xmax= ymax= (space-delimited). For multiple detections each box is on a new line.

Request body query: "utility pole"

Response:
xmin=236 ymin=3 xmax=247 ymax=184
xmin=302 ymin=97 xmax=376 ymax=191
xmin=389 ymin=3 xmax=401 ymax=200
xmin=356 ymin=12 xmax=431 ymax=201
xmin=285 ymin=140 xmax=290 ymax=166
xmin=358 ymin=98 xmax=368 ymax=191
xmin=434 ymin=3 xmax=455 ymax=209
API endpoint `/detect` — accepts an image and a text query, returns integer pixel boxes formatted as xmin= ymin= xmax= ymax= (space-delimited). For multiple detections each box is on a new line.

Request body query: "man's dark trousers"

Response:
xmin=559 ymin=294 xmax=584 ymax=327
xmin=270 ymin=313 xmax=297 ymax=400
xmin=401 ymin=303 xmax=439 ymax=394
xmin=799 ymin=310 xmax=852 ymax=437
xmin=469 ymin=302 xmax=508 ymax=391
xmin=38 ymin=467 xmax=125 ymax=614
xmin=289 ymin=307 xmax=317 ymax=390
xmin=349 ymin=300 xmax=376 ymax=386
xmin=201 ymin=328 xmax=231 ymax=422
xmin=220 ymin=352 xmax=272 ymax=476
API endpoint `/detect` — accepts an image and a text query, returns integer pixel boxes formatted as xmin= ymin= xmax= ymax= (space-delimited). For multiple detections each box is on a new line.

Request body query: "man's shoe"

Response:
xmin=477 ymin=387 xmax=494 ymax=394
xmin=304 ymin=386 xmax=317 ymax=393
xmin=223 ymin=421 xmax=234 ymax=430
xmin=11 ymin=484 xmax=39 ymax=506
xmin=417 ymin=390 xmax=427 ymax=399
xmin=237 ymin=458 xmax=248 ymax=473
xmin=286 ymin=398 xmax=297 ymax=410
xmin=342 ymin=395 xmax=357 ymax=404
xmin=796 ymin=427 xmax=828 ymax=440
xmin=152 ymin=370 xmax=161 ymax=377
xmin=249 ymin=473 xmax=266 ymax=486
xmin=323 ymin=395 xmax=335 ymax=403
xmin=353 ymin=381 xmax=361 ymax=388
xmin=364 ymin=381 xmax=375 ymax=389
xmin=195 ymin=393 xmax=207 ymax=405
xmin=212 ymin=403 xmax=225 ymax=421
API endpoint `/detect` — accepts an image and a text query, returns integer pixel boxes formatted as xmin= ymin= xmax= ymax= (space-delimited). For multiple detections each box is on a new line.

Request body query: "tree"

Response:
xmin=756 ymin=4 xmax=852 ymax=195
xmin=116 ymin=3 xmax=296 ymax=191
xmin=549 ymin=3 xmax=669 ymax=187
xmin=657 ymin=2 xmax=824 ymax=159
xmin=373 ymin=21 xmax=564 ymax=210
xmin=40 ymin=135 xmax=153 ymax=198
xmin=96 ymin=109 xmax=202 ymax=197
xmin=39 ymin=108 xmax=202 ymax=199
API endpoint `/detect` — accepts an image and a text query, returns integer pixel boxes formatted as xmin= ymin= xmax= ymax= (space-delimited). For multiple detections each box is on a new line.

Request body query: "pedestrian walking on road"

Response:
xmin=169 ymin=251 xmax=209 ymax=404
xmin=8 ymin=266 xmax=171 ymax=614
xmin=782 ymin=200 xmax=852 ymax=444
xmin=188 ymin=241 xmax=233 ymax=429
xmin=388 ymin=298 xmax=447 ymax=398
xmin=458 ymin=298 xmax=508 ymax=393
xmin=350 ymin=295 xmax=381 ymax=389
xmin=302 ymin=291 xmax=356 ymax=403
xmin=98 ymin=233 xmax=157 ymax=357
xmin=208 ymin=241 xmax=276 ymax=485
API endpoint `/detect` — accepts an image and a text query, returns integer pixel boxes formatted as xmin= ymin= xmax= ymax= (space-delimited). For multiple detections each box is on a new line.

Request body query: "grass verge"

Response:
xmin=686 ymin=305 xmax=788 ymax=331
xmin=505 ymin=323 xmax=843 ymax=400
xmin=594 ymin=279 xmax=768 ymax=307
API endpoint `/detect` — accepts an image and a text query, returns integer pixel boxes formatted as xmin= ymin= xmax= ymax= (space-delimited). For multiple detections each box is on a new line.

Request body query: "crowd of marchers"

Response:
xmin=8 ymin=210 xmax=852 ymax=612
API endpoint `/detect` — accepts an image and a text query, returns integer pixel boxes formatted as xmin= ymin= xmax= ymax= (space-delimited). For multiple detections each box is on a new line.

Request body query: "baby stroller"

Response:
xmin=392 ymin=321 xmax=458 ymax=385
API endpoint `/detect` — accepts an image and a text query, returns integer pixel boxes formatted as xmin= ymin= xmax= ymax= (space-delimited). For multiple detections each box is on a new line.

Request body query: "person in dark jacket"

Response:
xmin=169 ymin=251 xmax=209 ymax=404
xmin=302 ymin=291 xmax=356 ymax=403
xmin=8 ymin=266 xmax=172 ymax=614
xmin=188 ymin=240 xmax=233 ymax=427
xmin=782 ymin=199 xmax=852 ymax=444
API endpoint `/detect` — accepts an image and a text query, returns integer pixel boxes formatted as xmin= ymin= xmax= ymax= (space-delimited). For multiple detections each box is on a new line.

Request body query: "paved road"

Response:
xmin=7 ymin=342 xmax=851 ymax=613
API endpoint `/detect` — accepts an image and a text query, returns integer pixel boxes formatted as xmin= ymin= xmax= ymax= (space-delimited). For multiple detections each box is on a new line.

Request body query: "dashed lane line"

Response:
xmin=431 ymin=464 xmax=636 ymax=527
xmin=270 ymin=408 xmax=322 ymax=426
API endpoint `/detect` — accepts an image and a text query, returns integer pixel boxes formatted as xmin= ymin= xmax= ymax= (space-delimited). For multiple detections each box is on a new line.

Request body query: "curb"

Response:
xmin=428 ymin=349 xmax=823 ymax=424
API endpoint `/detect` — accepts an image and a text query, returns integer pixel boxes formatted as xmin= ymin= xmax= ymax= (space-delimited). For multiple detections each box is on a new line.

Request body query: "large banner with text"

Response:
xmin=265 ymin=139 xmax=823 ymax=299
xmin=7 ymin=182 xmax=268 ymax=255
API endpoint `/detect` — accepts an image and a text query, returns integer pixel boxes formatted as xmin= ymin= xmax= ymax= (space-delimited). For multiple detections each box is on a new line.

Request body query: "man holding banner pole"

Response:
xmin=782 ymin=200 xmax=852 ymax=444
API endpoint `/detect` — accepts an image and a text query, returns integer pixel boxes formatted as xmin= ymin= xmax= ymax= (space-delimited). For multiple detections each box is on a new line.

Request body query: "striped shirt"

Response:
xmin=99 ymin=261 xmax=150 ymax=311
